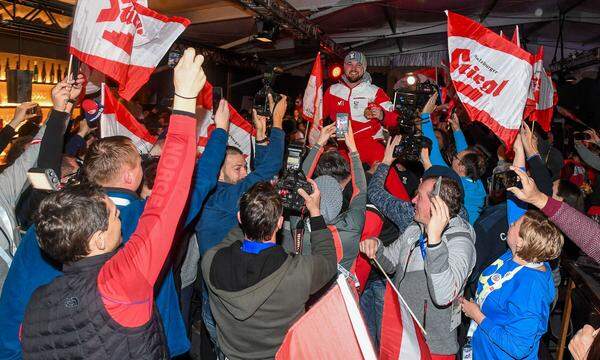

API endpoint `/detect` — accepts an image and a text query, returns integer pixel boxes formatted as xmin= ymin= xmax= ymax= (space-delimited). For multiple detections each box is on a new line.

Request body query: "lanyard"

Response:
xmin=467 ymin=260 xmax=543 ymax=337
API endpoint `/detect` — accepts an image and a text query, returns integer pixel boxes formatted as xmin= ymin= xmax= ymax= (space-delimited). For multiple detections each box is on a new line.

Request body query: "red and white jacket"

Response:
xmin=324 ymin=76 xmax=398 ymax=140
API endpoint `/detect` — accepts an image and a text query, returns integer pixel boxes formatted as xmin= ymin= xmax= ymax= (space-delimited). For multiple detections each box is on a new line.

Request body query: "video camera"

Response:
xmin=275 ymin=143 xmax=312 ymax=212
xmin=390 ymin=81 xmax=437 ymax=162
xmin=253 ymin=72 xmax=281 ymax=118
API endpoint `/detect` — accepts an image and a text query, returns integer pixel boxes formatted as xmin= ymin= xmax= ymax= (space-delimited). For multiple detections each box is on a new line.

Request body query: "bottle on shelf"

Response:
xmin=26 ymin=60 xmax=31 ymax=71
xmin=15 ymin=57 xmax=20 ymax=71
xmin=57 ymin=64 xmax=62 ymax=82
xmin=33 ymin=61 xmax=39 ymax=83
xmin=4 ymin=58 xmax=9 ymax=81
xmin=49 ymin=63 xmax=55 ymax=83
xmin=41 ymin=61 xmax=47 ymax=83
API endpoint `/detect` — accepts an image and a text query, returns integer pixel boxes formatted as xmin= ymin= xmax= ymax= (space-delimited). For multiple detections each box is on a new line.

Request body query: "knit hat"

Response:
xmin=81 ymin=99 xmax=103 ymax=124
xmin=344 ymin=51 xmax=367 ymax=70
xmin=422 ymin=165 xmax=464 ymax=197
xmin=314 ymin=175 xmax=343 ymax=223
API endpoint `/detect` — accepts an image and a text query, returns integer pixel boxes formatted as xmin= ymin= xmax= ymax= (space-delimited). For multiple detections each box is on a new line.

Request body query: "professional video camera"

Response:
xmin=253 ymin=71 xmax=281 ymax=117
xmin=390 ymin=80 xmax=437 ymax=161
xmin=276 ymin=143 xmax=313 ymax=212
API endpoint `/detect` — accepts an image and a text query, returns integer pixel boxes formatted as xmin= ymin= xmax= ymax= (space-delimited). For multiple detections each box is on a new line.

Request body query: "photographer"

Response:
xmin=19 ymin=48 xmax=204 ymax=359
xmin=192 ymin=94 xmax=286 ymax=347
xmin=201 ymin=181 xmax=337 ymax=360
xmin=420 ymin=94 xmax=487 ymax=224
xmin=360 ymin=173 xmax=476 ymax=358
xmin=287 ymin=121 xmax=366 ymax=271
xmin=323 ymin=51 xmax=397 ymax=165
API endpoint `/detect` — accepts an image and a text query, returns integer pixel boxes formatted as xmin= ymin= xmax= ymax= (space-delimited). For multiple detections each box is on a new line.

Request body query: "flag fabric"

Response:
xmin=276 ymin=275 xmax=377 ymax=360
xmin=196 ymin=82 xmax=254 ymax=156
xmin=70 ymin=0 xmax=190 ymax=100
xmin=523 ymin=47 xmax=544 ymax=120
xmin=530 ymin=59 xmax=557 ymax=132
xmin=446 ymin=11 xmax=533 ymax=148
xmin=511 ymin=25 xmax=521 ymax=47
xmin=380 ymin=283 xmax=432 ymax=360
xmin=101 ymin=84 xmax=157 ymax=153
xmin=302 ymin=52 xmax=324 ymax=146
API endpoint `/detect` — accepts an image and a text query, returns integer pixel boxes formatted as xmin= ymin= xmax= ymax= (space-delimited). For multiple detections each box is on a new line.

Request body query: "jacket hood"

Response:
xmin=205 ymin=227 xmax=292 ymax=321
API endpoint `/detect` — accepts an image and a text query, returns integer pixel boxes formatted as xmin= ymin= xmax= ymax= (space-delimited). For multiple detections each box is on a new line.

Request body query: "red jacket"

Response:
xmin=324 ymin=77 xmax=397 ymax=141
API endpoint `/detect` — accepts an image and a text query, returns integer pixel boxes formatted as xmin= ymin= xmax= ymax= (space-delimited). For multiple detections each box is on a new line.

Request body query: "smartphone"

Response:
xmin=212 ymin=87 xmax=223 ymax=112
xmin=491 ymin=170 xmax=521 ymax=193
xmin=27 ymin=168 xmax=60 ymax=191
xmin=167 ymin=51 xmax=182 ymax=68
xmin=573 ymin=132 xmax=591 ymax=141
xmin=27 ymin=105 xmax=39 ymax=115
xmin=432 ymin=176 xmax=442 ymax=197
xmin=336 ymin=113 xmax=349 ymax=139
xmin=70 ymin=57 xmax=80 ymax=80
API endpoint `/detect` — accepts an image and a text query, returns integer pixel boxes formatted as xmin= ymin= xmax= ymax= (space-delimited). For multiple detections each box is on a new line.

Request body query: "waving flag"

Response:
xmin=511 ymin=25 xmax=521 ymax=47
xmin=446 ymin=11 xmax=533 ymax=148
xmin=101 ymin=84 xmax=157 ymax=153
xmin=70 ymin=0 xmax=190 ymax=100
xmin=197 ymin=82 xmax=254 ymax=156
xmin=276 ymin=275 xmax=376 ymax=360
xmin=524 ymin=47 xmax=544 ymax=120
xmin=379 ymin=283 xmax=432 ymax=360
xmin=530 ymin=65 xmax=557 ymax=132
xmin=302 ymin=52 xmax=324 ymax=146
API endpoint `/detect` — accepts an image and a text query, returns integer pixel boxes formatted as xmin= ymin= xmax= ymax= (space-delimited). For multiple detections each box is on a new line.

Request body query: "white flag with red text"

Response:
xmin=380 ymin=283 xmax=432 ymax=360
xmin=101 ymin=84 xmax=157 ymax=153
xmin=524 ymin=47 xmax=544 ymax=120
xmin=447 ymin=11 xmax=533 ymax=148
xmin=70 ymin=0 xmax=190 ymax=100
xmin=302 ymin=53 xmax=324 ymax=146
xmin=530 ymin=61 xmax=557 ymax=132
xmin=196 ymin=82 xmax=254 ymax=157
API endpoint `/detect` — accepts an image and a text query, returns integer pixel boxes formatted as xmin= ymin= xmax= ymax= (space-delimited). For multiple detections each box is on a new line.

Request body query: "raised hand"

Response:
xmin=520 ymin=122 xmax=538 ymax=157
xmin=382 ymin=135 xmax=402 ymax=165
xmin=10 ymin=102 xmax=39 ymax=128
xmin=449 ymin=112 xmax=460 ymax=132
xmin=507 ymin=166 xmax=548 ymax=209
xmin=317 ymin=123 xmax=336 ymax=146
xmin=421 ymin=91 xmax=438 ymax=115
xmin=173 ymin=48 xmax=206 ymax=113
xmin=298 ymin=178 xmax=321 ymax=217
xmin=271 ymin=94 xmax=287 ymax=129
xmin=214 ymin=99 xmax=230 ymax=131
xmin=343 ymin=119 xmax=358 ymax=152
xmin=51 ymin=79 xmax=72 ymax=112
xmin=359 ymin=237 xmax=380 ymax=259
xmin=426 ymin=195 xmax=450 ymax=246
xmin=252 ymin=109 xmax=268 ymax=142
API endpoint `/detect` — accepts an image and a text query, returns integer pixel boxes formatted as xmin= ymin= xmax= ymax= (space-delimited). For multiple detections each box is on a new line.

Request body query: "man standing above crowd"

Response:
xmin=323 ymin=51 xmax=397 ymax=165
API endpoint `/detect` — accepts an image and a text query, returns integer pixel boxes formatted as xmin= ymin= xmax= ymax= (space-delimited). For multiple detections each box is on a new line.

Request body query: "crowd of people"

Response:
xmin=0 ymin=47 xmax=598 ymax=360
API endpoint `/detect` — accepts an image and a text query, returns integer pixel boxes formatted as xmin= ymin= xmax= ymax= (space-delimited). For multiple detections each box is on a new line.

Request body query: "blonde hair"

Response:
xmin=517 ymin=210 xmax=563 ymax=262
xmin=82 ymin=136 xmax=140 ymax=186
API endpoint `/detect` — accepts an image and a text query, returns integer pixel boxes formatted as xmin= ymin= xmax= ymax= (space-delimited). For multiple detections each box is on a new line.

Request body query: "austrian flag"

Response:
xmin=446 ymin=11 xmax=533 ymax=148
xmin=70 ymin=0 xmax=190 ymax=100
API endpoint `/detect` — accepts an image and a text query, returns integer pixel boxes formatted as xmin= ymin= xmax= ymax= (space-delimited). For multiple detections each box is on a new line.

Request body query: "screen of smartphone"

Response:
xmin=336 ymin=113 xmax=349 ymax=139
xmin=212 ymin=87 xmax=223 ymax=112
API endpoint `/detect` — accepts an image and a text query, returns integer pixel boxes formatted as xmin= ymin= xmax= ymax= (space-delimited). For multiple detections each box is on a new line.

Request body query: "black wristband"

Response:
xmin=256 ymin=137 xmax=269 ymax=144
xmin=174 ymin=93 xmax=197 ymax=100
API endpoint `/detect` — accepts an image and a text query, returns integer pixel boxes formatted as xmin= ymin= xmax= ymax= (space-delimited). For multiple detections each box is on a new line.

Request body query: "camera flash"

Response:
xmin=406 ymin=75 xmax=416 ymax=86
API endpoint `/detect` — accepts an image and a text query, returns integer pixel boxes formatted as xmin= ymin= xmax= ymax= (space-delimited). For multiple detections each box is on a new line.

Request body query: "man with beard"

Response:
xmin=323 ymin=51 xmax=397 ymax=165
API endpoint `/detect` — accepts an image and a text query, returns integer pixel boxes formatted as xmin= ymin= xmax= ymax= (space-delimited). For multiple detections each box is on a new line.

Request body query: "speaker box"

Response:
xmin=7 ymin=70 xmax=32 ymax=103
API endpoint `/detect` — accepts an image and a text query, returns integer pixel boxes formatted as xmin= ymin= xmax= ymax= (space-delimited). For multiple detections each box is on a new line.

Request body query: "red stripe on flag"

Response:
xmin=462 ymin=102 xmax=519 ymax=148
xmin=380 ymin=283 xmax=403 ymax=360
xmin=103 ymin=84 xmax=157 ymax=144
xmin=447 ymin=11 xmax=532 ymax=63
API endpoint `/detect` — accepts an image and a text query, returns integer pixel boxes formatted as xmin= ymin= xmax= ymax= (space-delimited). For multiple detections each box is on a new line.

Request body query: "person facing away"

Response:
xmin=18 ymin=48 xmax=205 ymax=360
xmin=201 ymin=181 xmax=337 ymax=360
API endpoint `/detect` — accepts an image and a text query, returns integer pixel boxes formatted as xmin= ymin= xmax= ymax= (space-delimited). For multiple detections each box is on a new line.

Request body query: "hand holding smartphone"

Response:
xmin=336 ymin=113 xmax=349 ymax=140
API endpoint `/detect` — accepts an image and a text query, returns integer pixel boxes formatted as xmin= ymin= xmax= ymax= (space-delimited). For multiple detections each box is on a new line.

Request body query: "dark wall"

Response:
xmin=557 ymin=77 xmax=600 ymax=130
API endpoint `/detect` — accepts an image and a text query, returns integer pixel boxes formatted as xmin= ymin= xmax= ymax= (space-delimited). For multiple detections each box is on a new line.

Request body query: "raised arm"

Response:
xmin=302 ymin=123 xmax=335 ymax=178
xmin=97 ymin=49 xmax=205 ymax=326
xmin=0 ymin=103 xmax=39 ymax=154
xmin=449 ymin=112 xmax=468 ymax=153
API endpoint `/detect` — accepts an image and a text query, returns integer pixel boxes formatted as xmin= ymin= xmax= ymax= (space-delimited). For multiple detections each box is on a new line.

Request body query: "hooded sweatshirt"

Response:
xmin=202 ymin=219 xmax=337 ymax=360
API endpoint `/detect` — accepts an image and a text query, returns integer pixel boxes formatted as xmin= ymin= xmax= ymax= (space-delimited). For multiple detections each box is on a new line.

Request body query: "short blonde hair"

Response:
xmin=82 ymin=136 xmax=140 ymax=186
xmin=517 ymin=210 xmax=563 ymax=262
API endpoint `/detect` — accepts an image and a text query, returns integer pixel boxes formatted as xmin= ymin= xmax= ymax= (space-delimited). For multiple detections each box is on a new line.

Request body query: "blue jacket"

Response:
xmin=194 ymin=128 xmax=285 ymax=256
xmin=0 ymin=129 xmax=228 ymax=359
xmin=421 ymin=115 xmax=486 ymax=224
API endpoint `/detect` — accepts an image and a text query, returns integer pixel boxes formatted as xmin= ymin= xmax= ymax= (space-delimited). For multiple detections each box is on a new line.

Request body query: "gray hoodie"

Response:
xmin=376 ymin=216 xmax=476 ymax=355
xmin=201 ymin=220 xmax=337 ymax=360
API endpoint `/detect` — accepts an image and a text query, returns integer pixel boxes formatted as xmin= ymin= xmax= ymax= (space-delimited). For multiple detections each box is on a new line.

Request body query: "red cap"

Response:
xmin=81 ymin=99 xmax=99 ymax=114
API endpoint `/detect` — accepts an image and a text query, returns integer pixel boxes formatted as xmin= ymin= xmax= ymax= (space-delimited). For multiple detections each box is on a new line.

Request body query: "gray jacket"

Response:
xmin=284 ymin=144 xmax=367 ymax=270
xmin=376 ymin=216 xmax=476 ymax=355
xmin=0 ymin=127 xmax=44 ymax=294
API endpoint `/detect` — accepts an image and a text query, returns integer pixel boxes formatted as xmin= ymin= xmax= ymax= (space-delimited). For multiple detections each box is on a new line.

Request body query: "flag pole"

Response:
xmin=373 ymin=259 xmax=427 ymax=335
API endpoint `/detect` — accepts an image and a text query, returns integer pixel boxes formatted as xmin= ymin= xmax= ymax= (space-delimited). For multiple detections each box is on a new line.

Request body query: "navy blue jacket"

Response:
xmin=194 ymin=128 xmax=285 ymax=256
xmin=0 ymin=129 xmax=228 ymax=359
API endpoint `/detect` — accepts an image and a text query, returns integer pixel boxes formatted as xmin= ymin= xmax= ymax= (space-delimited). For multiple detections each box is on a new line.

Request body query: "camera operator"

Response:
xmin=323 ymin=51 xmax=397 ymax=165
xmin=360 ymin=173 xmax=476 ymax=359
xmin=420 ymin=94 xmax=487 ymax=224
xmin=201 ymin=181 xmax=336 ymax=360
xmin=285 ymin=121 xmax=366 ymax=271
xmin=192 ymin=93 xmax=286 ymax=347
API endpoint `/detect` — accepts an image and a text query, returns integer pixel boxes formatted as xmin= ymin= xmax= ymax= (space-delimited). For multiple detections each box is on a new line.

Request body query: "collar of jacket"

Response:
xmin=104 ymin=187 xmax=140 ymax=207
xmin=63 ymin=250 xmax=118 ymax=274
xmin=341 ymin=71 xmax=372 ymax=88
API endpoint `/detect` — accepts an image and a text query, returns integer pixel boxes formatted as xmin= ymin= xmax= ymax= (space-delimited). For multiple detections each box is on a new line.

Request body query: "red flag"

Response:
xmin=70 ymin=0 xmax=190 ymax=100
xmin=530 ymin=62 xmax=557 ymax=132
xmin=380 ymin=283 xmax=432 ymax=360
xmin=276 ymin=275 xmax=376 ymax=359
xmin=196 ymin=82 xmax=254 ymax=156
xmin=446 ymin=11 xmax=533 ymax=148
xmin=100 ymin=84 xmax=157 ymax=153
xmin=511 ymin=25 xmax=521 ymax=47
xmin=523 ymin=47 xmax=544 ymax=120
xmin=302 ymin=53 xmax=324 ymax=145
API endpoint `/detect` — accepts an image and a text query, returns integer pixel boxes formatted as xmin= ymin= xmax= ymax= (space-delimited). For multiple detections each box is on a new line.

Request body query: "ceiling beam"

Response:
xmin=168 ymin=3 xmax=252 ymax=25
xmin=308 ymin=0 xmax=379 ymax=20
xmin=479 ymin=0 xmax=499 ymax=22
